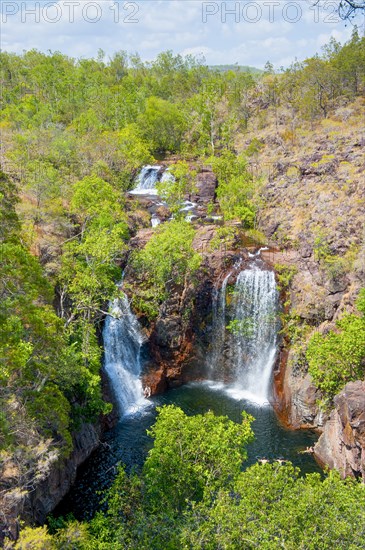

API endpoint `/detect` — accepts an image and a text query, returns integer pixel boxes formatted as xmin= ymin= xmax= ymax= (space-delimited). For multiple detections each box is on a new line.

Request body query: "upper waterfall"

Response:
xmin=129 ymin=165 xmax=175 ymax=196
xmin=130 ymin=165 xmax=161 ymax=195
xmin=103 ymin=294 xmax=148 ymax=415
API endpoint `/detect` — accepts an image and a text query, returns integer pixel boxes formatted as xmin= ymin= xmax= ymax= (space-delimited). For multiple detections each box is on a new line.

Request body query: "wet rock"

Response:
xmin=142 ymin=364 xmax=168 ymax=395
xmin=155 ymin=316 xmax=182 ymax=350
xmin=274 ymin=354 xmax=324 ymax=429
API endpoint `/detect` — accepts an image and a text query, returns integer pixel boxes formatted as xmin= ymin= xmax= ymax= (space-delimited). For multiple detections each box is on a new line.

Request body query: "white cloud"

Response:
xmin=0 ymin=0 xmax=355 ymax=66
xmin=317 ymin=28 xmax=353 ymax=48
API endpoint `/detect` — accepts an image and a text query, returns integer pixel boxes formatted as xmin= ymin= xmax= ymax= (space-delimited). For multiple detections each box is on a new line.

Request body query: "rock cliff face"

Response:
xmin=0 ymin=370 xmax=118 ymax=543
xmin=252 ymin=105 xmax=365 ymax=432
xmin=314 ymin=381 xmax=365 ymax=480
xmin=26 ymin=423 xmax=101 ymax=524
xmin=271 ymin=251 xmax=363 ymax=430
xmin=127 ymin=224 xmax=250 ymax=395
xmin=0 ymin=423 xmax=101 ymax=543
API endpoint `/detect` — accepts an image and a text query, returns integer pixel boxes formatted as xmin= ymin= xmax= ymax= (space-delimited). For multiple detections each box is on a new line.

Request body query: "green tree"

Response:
xmin=15 ymin=526 xmax=56 ymax=549
xmin=155 ymin=161 xmax=197 ymax=214
xmin=182 ymin=464 xmax=365 ymax=549
xmin=138 ymin=96 xmax=187 ymax=153
xmin=131 ymin=220 xmax=201 ymax=317
xmin=144 ymin=405 xmax=254 ymax=513
xmin=59 ymin=175 xmax=128 ymax=323
xmin=210 ymin=150 xmax=258 ymax=227
xmin=306 ymin=289 xmax=365 ymax=404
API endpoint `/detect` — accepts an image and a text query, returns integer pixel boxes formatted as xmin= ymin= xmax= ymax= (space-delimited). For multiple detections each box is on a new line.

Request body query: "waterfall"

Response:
xmin=103 ymin=294 xmax=147 ymax=415
xmin=151 ymin=214 xmax=161 ymax=228
xmin=130 ymin=165 xmax=161 ymax=195
xmin=227 ymin=265 xmax=279 ymax=405
xmin=206 ymin=271 xmax=232 ymax=379
xmin=208 ymin=262 xmax=279 ymax=406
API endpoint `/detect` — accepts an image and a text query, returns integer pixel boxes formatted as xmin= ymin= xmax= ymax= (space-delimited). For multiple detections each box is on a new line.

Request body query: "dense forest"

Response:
xmin=1 ymin=27 xmax=365 ymax=548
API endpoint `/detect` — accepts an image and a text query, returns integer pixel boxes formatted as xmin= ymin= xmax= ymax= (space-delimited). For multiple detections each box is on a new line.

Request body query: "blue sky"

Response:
xmin=1 ymin=1 xmax=363 ymax=68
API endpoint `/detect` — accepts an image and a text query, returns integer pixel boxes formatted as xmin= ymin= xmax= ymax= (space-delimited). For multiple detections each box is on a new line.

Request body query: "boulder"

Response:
xmin=191 ymin=169 xmax=217 ymax=205
xmin=273 ymin=351 xmax=324 ymax=429
xmin=314 ymin=381 xmax=365 ymax=480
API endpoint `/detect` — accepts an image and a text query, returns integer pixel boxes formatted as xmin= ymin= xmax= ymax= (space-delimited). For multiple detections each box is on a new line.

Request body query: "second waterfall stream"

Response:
xmin=209 ymin=261 xmax=279 ymax=406
xmin=103 ymin=294 xmax=148 ymax=415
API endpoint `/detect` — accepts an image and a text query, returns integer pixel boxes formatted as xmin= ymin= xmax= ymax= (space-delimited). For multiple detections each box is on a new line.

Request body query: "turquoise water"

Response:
xmin=56 ymin=382 xmax=320 ymax=521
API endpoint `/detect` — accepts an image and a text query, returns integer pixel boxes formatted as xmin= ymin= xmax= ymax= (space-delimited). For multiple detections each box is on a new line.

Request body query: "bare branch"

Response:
xmin=313 ymin=0 xmax=365 ymax=20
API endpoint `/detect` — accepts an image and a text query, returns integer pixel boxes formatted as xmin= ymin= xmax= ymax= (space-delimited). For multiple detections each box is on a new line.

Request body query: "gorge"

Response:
xmin=54 ymin=170 xmax=322 ymax=520
xmin=1 ymin=40 xmax=364 ymax=546
xmin=53 ymin=151 xmax=364 ymax=521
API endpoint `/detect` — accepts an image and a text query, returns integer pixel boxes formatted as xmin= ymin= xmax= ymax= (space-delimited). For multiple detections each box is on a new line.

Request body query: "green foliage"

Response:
xmin=22 ymin=408 xmax=365 ymax=549
xmin=155 ymin=161 xmax=197 ymax=214
xmin=210 ymin=150 xmax=258 ymax=227
xmin=59 ymin=175 xmax=128 ymax=323
xmin=138 ymin=96 xmax=187 ymax=153
xmin=0 ymin=168 xmax=110 ymax=492
xmin=244 ymin=228 xmax=267 ymax=246
xmin=0 ymin=169 xmax=20 ymax=241
xmin=245 ymin=137 xmax=265 ymax=157
xmin=209 ymin=226 xmax=237 ymax=251
xmin=274 ymin=263 xmax=298 ymax=291
xmin=144 ymin=405 xmax=254 ymax=513
xmin=313 ymin=232 xmax=359 ymax=282
xmin=15 ymin=526 xmax=56 ymax=549
xmin=307 ymin=289 xmax=365 ymax=404
xmin=131 ymin=220 xmax=201 ymax=318
xmin=182 ymin=466 xmax=365 ymax=549
xmin=0 ymin=238 xmax=76 ymax=453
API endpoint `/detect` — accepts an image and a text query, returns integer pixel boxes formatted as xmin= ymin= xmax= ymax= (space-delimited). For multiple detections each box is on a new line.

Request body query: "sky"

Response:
xmin=1 ymin=1 xmax=364 ymax=68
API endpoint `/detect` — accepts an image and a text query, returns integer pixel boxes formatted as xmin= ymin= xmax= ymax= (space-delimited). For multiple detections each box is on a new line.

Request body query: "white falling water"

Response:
xmin=160 ymin=169 xmax=174 ymax=185
xmin=227 ymin=266 xmax=279 ymax=405
xmin=130 ymin=165 xmax=161 ymax=195
xmin=151 ymin=214 xmax=161 ymax=228
xmin=103 ymin=294 xmax=147 ymax=415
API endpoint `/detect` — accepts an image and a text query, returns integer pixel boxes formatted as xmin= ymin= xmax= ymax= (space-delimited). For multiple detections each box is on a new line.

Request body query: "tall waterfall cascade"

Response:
xmin=103 ymin=294 xmax=147 ymax=415
xmin=230 ymin=266 xmax=279 ymax=404
xmin=208 ymin=261 xmax=279 ymax=406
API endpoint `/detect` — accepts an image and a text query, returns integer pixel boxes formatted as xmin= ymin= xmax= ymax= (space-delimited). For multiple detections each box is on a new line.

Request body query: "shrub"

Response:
xmin=306 ymin=289 xmax=365 ymax=405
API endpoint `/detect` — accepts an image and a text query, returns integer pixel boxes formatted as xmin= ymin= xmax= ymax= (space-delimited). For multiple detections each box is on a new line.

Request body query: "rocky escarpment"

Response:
xmin=268 ymin=247 xmax=363 ymax=430
xmin=0 ymin=423 xmax=100 ymax=543
xmin=250 ymin=102 xmax=365 ymax=432
xmin=25 ymin=423 xmax=101 ymax=524
xmin=0 ymin=370 xmax=119 ymax=543
xmin=314 ymin=381 xmax=365 ymax=480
